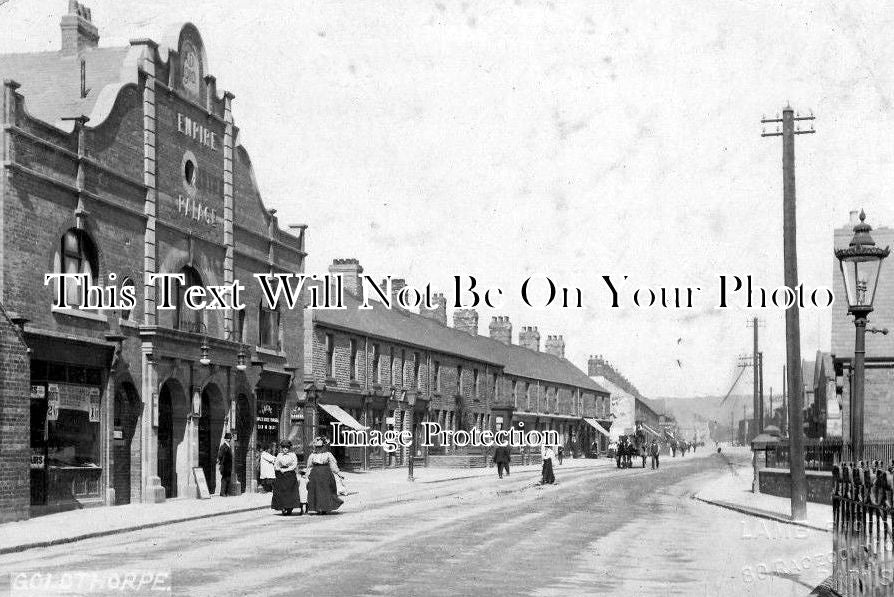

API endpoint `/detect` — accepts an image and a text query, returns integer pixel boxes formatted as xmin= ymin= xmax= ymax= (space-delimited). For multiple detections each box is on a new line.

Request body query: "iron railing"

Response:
xmin=832 ymin=459 xmax=894 ymax=596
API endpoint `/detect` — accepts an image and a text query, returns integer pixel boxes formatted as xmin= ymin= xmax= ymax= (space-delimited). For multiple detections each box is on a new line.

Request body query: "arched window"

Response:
xmin=55 ymin=229 xmax=98 ymax=307
xmin=174 ymin=266 xmax=203 ymax=332
xmin=120 ymin=277 xmax=135 ymax=321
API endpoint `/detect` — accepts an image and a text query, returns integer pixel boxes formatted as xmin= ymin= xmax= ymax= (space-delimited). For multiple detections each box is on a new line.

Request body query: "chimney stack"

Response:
xmin=488 ymin=315 xmax=512 ymax=345
xmin=588 ymin=354 xmax=606 ymax=377
xmin=519 ymin=326 xmax=541 ymax=352
xmin=61 ymin=1 xmax=99 ymax=55
xmin=380 ymin=278 xmax=407 ymax=309
xmin=329 ymin=258 xmax=363 ymax=296
xmin=545 ymin=334 xmax=565 ymax=358
xmin=453 ymin=309 xmax=479 ymax=335
xmin=420 ymin=292 xmax=448 ymax=326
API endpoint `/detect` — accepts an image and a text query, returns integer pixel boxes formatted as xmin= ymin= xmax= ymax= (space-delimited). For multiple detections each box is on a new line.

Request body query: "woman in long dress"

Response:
xmin=541 ymin=443 xmax=556 ymax=485
xmin=271 ymin=440 xmax=300 ymax=515
xmin=305 ymin=438 xmax=344 ymax=514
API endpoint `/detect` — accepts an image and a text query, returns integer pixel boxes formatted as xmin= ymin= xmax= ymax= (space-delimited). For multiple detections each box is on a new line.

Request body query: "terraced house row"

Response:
xmin=303 ymin=259 xmax=613 ymax=470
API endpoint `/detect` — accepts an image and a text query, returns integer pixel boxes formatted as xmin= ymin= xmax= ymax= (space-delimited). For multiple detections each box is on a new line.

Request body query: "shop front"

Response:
xmin=27 ymin=340 xmax=112 ymax=516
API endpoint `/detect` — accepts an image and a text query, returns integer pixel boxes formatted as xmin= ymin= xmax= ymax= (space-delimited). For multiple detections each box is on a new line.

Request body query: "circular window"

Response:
xmin=181 ymin=150 xmax=198 ymax=195
xmin=184 ymin=160 xmax=195 ymax=185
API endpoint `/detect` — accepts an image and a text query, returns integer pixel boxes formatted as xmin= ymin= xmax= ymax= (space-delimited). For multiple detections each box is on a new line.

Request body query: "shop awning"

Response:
xmin=640 ymin=423 xmax=660 ymax=438
xmin=318 ymin=403 xmax=368 ymax=431
xmin=583 ymin=418 xmax=611 ymax=438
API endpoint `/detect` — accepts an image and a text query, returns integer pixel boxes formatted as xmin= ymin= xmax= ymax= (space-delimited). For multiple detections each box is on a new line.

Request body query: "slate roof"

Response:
xmin=313 ymin=291 xmax=608 ymax=395
xmin=0 ymin=46 xmax=132 ymax=131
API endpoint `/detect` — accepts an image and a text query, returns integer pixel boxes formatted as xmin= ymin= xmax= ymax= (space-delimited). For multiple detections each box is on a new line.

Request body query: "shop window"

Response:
xmin=258 ymin=304 xmax=280 ymax=350
xmin=55 ymin=229 xmax=99 ymax=307
xmin=173 ymin=266 xmax=203 ymax=332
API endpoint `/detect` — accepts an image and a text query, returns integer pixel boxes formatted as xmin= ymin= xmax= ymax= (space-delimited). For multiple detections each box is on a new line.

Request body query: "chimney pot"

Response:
xmin=61 ymin=1 xmax=99 ymax=54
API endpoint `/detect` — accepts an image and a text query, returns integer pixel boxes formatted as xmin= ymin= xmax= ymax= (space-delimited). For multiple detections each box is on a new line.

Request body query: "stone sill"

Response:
xmin=255 ymin=346 xmax=285 ymax=358
xmin=51 ymin=307 xmax=108 ymax=322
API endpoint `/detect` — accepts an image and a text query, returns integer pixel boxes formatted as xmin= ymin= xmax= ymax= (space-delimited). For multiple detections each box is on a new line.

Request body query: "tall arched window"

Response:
xmin=55 ymin=229 xmax=98 ymax=307
xmin=120 ymin=277 xmax=135 ymax=321
xmin=174 ymin=266 xmax=203 ymax=332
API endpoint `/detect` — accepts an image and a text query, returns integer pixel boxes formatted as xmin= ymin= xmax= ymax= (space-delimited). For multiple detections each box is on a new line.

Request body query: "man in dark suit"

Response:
xmin=493 ymin=443 xmax=511 ymax=478
xmin=218 ymin=432 xmax=234 ymax=496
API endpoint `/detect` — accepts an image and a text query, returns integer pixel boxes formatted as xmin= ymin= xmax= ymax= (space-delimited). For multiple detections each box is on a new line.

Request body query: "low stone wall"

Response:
xmin=757 ymin=467 xmax=834 ymax=505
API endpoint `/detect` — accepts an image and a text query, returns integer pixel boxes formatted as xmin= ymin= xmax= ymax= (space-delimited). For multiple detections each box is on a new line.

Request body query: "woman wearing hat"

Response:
xmin=304 ymin=438 xmax=344 ymax=514
xmin=271 ymin=440 xmax=300 ymax=515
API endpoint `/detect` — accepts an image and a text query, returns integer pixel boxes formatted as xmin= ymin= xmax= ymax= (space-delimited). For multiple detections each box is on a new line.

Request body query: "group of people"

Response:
xmin=257 ymin=438 xmax=345 ymax=516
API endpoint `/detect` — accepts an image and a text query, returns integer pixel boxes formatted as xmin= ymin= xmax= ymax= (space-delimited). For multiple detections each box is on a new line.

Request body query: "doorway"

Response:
xmin=234 ymin=393 xmax=252 ymax=493
xmin=157 ymin=385 xmax=174 ymax=498
xmin=112 ymin=382 xmax=140 ymax=504
xmin=197 ymin=384 xmax=226 ymax=495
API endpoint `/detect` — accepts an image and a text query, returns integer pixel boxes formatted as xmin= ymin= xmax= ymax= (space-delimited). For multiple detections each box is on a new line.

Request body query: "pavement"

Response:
xmin=693 ymin=447 xmax=833 ymax=533
xmin=0 ymin=456 xmax=610 ymax=555
xmin=0 ymin=449 xmax=833 ymax=596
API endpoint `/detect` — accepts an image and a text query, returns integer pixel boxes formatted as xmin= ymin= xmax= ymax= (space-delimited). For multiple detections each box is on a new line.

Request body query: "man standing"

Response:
xmin=670 ymin=439 xmax=677 ymax=457
xmin=218 ymin=432 xmax=234 ymax=497
xmin=649 ymin=439 xmax=660 ymax=470
xmin=493 ymin=443 xmax=511 ymax=478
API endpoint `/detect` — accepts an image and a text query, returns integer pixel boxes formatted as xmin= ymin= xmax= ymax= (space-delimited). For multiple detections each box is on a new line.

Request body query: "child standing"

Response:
xmin=297 ymin=469 xmax=309 ymax=515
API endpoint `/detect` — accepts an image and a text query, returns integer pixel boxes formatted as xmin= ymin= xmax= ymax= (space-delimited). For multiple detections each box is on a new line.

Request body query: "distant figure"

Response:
xmin=557 ymin=445 xmax=565 ymax=465
xmin=493 ymin=444 xmax=511 ymax=478
xmin=650 ymin=439 xmax=660 ymax=470
xmin=541 ymin=444 xmax=556 ymax=484
xmin=259 ymin=443 xmax=276 ymax=493
xmin=217 ymin=433 xmax=233 ymax=497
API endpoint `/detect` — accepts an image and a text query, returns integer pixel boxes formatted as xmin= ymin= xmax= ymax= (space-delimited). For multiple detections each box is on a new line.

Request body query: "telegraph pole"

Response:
xmin=758 ymin=351 xmax=764 ymax=428
xmin=762 ymin=104 xmax=814 ymax=521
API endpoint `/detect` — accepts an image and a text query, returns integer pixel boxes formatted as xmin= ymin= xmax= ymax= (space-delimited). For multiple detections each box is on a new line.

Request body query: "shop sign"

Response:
xmin=30 ymin=453 xmax=45 ymax=469
xmin=47 ymin=384 xmax=59 ymax=421
xmin=30 ymin=385 xmax=45 ymax=400
xmin=259 ymin=401 xmax=281 ymax=433
xmin=55 ymin=384 xmax=102 ymax=417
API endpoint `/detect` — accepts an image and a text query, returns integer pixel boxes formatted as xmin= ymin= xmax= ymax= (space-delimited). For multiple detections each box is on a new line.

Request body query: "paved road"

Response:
xmin=0 ymin=451 xmax=831 ymax=596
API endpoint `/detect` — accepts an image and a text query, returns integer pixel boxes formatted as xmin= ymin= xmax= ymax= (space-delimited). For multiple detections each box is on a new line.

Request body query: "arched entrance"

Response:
xmin=197 ymin=383 xmax=226 ymax=495
xmin=157 ymin=380 xmax=188 ymax=498
xmin=234 ymin=393 xmax=252 ymax=493
xmin=112 ymin=382 xmax=141 ymax=505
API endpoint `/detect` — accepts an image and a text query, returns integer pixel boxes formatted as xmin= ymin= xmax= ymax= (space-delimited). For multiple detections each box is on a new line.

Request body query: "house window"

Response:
xmin=400 ymin=350 xmax=406 ymax=387
xmin=349 ymin=339 xmax=358 ymax=381
xmin=473 ymin=369 xmax=480 ymax=398
xmin=414 ymin=353 xmax=421 ymax=388
xmin=174 ymin=266 xmax=203 ymax=332
xmin=258 ymin=303 xmax=280 ymax=349
xmin=456 ymin=365 xmax=463 ymax=396
xmin=372 ymin=344 xmax=380 ymax=384
xmin=56 ymin=228 xmax=98 ymax=307
xmin=525 ymin=383 xmax=531 ymax=409
xmin=513 ymin=381 xmax=519 ymax=406
xmin=325 ymin=334 xmax=335 ymax=378
xmin=235 ymin=309 xmax=246 ymax=343
xmin=389 ymin=347 xmax=395 ymax=385
xmin=434 ymin=361 xmax=441 ymax=392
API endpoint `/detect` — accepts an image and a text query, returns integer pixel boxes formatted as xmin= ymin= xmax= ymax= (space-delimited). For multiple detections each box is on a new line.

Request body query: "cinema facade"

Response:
xmin=0 ymin=6 xmax=305 ymax=521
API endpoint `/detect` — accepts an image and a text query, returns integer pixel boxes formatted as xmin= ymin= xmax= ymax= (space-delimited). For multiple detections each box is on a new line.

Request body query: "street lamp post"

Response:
xmin=835 ymin=210 xmax=889 ymax=461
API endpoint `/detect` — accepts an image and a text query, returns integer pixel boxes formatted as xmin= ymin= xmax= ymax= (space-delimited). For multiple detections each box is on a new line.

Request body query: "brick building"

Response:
xmin=832 ymin=211 xmax=894 ymax=443
xmin=301 ymin=259 xmax=611 ymax=468
xmin=0 ymin=4 xmax=305 ymax=519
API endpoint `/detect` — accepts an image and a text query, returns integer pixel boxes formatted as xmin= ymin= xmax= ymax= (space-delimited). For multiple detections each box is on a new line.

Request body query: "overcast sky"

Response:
xmin=4 ymin=1 xmax=894 ymax=399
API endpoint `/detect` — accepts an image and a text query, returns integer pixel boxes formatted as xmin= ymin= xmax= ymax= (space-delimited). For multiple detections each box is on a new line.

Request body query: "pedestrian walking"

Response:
xmin=271 ymin=440 xmax=300 ymax=515
xmin=670 ymin=439 xmax=678 ymax=458
xmin=305 ymin=438 xmax=344 ymax=514
xmin=217 ymin=432 xmax=233 ymax=497
xmin=493 ymin=444 xmax=511 ymax=478
xmin=540 ymin=444 xmax=556 ymax=485
xmin=649 ymin=439 xmax=660 ymax=470
xmin=557 ymin=445 xmax=565 ymax=465
xmin=259 ymin=443 xmax=276 ymax=493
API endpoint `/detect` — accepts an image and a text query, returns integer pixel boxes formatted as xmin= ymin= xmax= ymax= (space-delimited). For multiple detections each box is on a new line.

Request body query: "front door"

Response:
xmin=157 ymin=387 xmax=175 ymax=498
xmin=198 ymin=392 xmax=215 ymax=494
